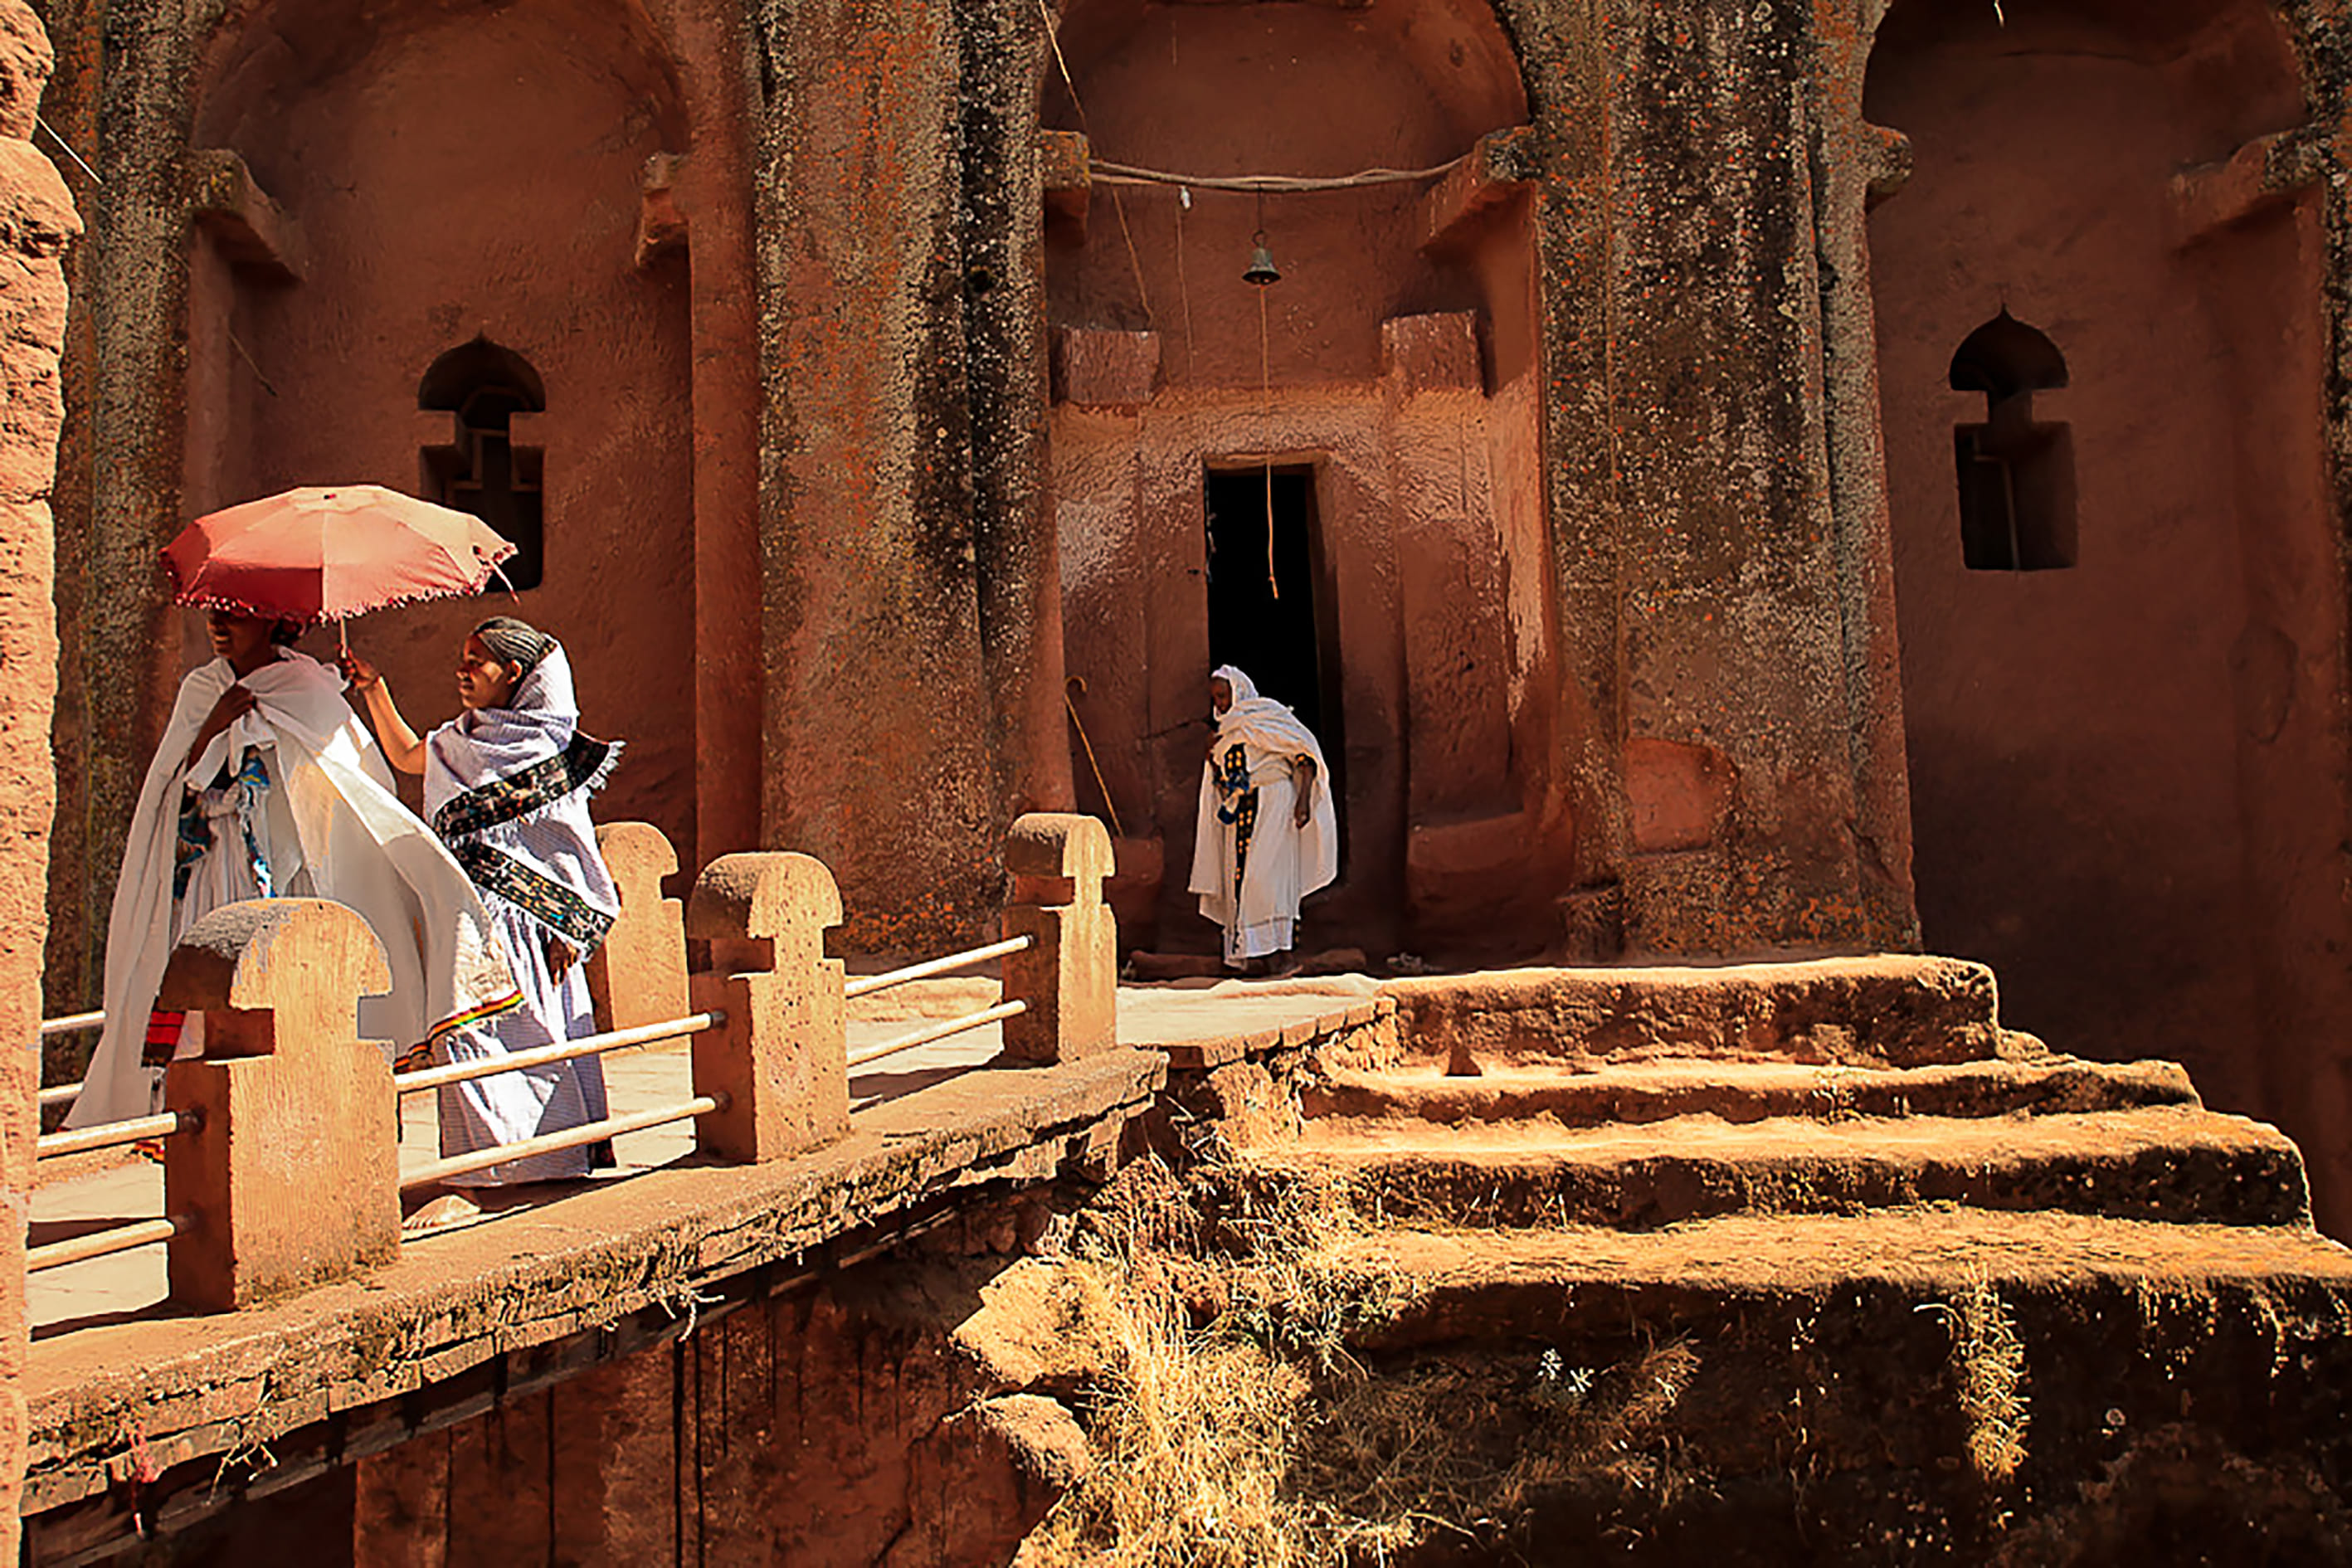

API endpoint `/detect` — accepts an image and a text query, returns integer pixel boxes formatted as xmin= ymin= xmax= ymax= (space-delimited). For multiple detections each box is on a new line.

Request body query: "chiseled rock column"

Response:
xmin=0 ymin=2 xmax=80 ymax=1556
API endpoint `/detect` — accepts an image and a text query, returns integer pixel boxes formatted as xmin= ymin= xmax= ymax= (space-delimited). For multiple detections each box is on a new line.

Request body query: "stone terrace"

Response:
xmin=9 ymin=808 xmax=1373 ymax=1561
xmin=17 ymin=811 xmax=1395 ymax=1558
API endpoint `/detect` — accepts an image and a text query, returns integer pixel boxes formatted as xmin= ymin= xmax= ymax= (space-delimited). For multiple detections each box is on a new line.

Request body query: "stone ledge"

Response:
xmin=187 ymin=148 xmax=304 ymax=282
xmin=1381 ymin=955 xmax=2014 ymax=1072
xmin=2171 ymin=126 xmax=2327 ymax=246
xmin=1160 ymin=997 xmax=1394 ymax=1071
xmin=1419 ymin=125 xmax=1536 ymax=254
xmin=1041 ymin=127 xmax=1088 ymax=241
xmin=22 ymin=1047 xmax=1166 ymax=1513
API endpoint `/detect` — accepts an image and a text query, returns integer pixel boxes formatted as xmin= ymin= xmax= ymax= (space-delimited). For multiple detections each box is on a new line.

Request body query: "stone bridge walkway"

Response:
xmin=21 ymin=976 xmax=1390 ymax=1536
xmin=30 ymin=977 xmax=1378 ymax=1335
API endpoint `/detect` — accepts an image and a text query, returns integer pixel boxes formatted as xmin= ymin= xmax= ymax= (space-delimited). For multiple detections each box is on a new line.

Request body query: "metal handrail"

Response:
xmin=33 ymin=1014 xmax=104 ymax=1114
xmin=844 ymin=935 xmax=1033 ymax=1001
xmin=27 ymin=1216 xmax=185 ymax=1273
xmin=36 ymin=1110 xmax=199 ymax=1161
xmin=400 ymin=1093 xmax=728 ymax=1191
xmin=393 ymin=1010 xmax=723 ymax=1097
xmin=849 ymin=1000 xmax=1027 ymax=1070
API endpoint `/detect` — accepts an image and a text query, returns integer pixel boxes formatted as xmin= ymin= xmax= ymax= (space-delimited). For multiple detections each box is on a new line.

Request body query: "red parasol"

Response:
xmin=163 ymin=485 xmax=516 ymax=630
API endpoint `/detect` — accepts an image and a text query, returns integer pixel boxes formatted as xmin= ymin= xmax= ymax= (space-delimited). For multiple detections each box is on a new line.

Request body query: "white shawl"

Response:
xmin=69 ymin=650 xmax=520 ymax=1127
xmin=422 ymin=643 xmax=621 ymax=947
xmin=1187 ymin=664 xmax=1339 ymax=902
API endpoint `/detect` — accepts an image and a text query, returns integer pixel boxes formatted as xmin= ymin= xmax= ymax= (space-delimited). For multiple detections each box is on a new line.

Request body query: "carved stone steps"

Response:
xmin=1239 ymin=1104 xmax=2308 ymax=1230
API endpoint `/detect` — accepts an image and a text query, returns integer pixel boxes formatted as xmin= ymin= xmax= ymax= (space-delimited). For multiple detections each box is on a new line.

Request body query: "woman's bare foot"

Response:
xmin=402 ymin=1191 xmax=483 ymax=1234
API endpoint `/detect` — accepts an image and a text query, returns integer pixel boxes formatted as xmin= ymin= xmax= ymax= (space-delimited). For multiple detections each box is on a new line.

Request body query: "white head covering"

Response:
xmin=1197 ymin=663 xmax=1338 ymax=901
xmin=1210 ymin=663 xmax=1328 ymax=772
xmin=424 ymin=642 xmax=592 ymax=820
xmin=421 ymin=635 xmax=622 ymax=957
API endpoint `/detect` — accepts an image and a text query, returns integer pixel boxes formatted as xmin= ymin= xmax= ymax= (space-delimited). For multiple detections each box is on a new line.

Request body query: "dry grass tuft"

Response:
xmin=1022 ymin=1185 xmax=1314 ymax=1566
xmin=1024 ymin=1157 xmax=1713 ymax=1564
xmin=1218 ymin=1168 xmax=1409 ymax=1375
xmin=1295 ymin=1337 xmax=1710 ymax=1556
xmin=1926 ymin=1275 xmax=2029 ymax=1484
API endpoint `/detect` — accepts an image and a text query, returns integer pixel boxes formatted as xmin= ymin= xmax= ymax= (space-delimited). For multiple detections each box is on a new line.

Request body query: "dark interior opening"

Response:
xmin=1955 ymin=411 xmax=2077 ymax=571
xmin=1205 ymin=465 xmax=1329 ymax=743
xmin=1950 ymin=311 xmax=2076 ymax=572
xmin=420 ymin=338 xmax=548 ymax=590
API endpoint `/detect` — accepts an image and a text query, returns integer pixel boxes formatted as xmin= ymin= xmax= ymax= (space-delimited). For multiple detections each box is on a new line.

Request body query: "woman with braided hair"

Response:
xmin=343 ymin=616 xmax=623 ymax=1229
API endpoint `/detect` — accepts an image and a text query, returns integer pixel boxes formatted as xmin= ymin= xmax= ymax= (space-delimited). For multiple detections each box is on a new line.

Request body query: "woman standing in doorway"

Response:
xmin=1190 ymin=664 xmax=1338 ymax=976
xmin=343 ymin=617 xmax=622 ymax=1228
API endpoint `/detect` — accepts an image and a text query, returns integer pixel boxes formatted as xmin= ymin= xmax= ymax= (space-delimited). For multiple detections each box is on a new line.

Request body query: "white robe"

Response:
xmin=69 ymin=651 xmax=519 ymax=1128
xmin=421 ymin=645 xmax=621 ymax=1186
xmin=1188 ymin=665 xmax=1338 ymax=966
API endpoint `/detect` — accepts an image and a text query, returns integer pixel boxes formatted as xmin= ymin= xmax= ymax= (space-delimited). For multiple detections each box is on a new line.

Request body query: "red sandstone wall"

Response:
xmin=1044 ymin=0 xmax=1556 ymax=962
xmin=188 ymin=2 xmax=699 ymax=852
xmin=1865 ymin=3 xmax=2352 ymax=1224
xmin=755 ymin=0 xmax=1013 ymax=952
xmin=342 ymin=1257 xmax=1066 ymax=1568
xmin=0 ymin=2 xmax=76 ymax=1556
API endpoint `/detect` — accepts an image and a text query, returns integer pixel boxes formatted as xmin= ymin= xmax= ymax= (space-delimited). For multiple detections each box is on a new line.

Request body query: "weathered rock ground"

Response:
xmin=30 ymin=957 xmax=2352 ymax=1565
xmin=1012 ymin=956 xmax=2352 ymax=1564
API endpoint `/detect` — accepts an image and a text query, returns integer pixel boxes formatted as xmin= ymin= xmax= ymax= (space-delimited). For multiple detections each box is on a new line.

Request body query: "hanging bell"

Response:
xmin=1242 ymin=230 xmax=1281 ymax=287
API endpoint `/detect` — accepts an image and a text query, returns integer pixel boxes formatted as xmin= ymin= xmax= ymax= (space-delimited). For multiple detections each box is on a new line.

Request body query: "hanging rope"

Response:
xmin=1089 ymin=153 xmax=1472 ymax=194
xmin=1259 ymin=285 xmax=1278 ymax=601
xmin=1064 ymin=676 xmax=1125 ymax=839
xmin=1254 ymin=191 xmax=1278 ymax=601
xmin=1173 ymin=186 xmax=1197 ymax=378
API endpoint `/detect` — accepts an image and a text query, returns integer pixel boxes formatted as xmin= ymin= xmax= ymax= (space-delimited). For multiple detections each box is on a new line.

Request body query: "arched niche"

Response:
xmin=1947 ymin=311 xmax=2074 ymax=572
xmin=1040 ymin=0 xmax=1551 ymax=960
xmin=1948 ymin=311 xmax=2070 ymax=401
xmin=1040 ymin=0 xmax=1531 ymax=386
xmin=1867 ymin=0 xmax=2338 ymax=1205
xmin=185 ymin=0 xmax=700 ymax=859
xmin=420 ymin=338 xmax=549 ymax=591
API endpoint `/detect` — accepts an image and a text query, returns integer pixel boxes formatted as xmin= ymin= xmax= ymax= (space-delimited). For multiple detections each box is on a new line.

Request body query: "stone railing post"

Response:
xmin=1000 ymin=813 xmax=1118 ymax=1064
xmin=685 ymin=852 xmax=847 ymax=1161
xmin=585 ymin=821 xmax=690 ymax=1033
xmin=157 ymin=899 xmax=398 ymax=1311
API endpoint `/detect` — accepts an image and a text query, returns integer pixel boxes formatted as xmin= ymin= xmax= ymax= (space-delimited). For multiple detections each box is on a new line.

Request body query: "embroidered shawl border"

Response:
xmin=431 ymin=733 xmax=616 ymax=841
xmin=450 ymin=840 xmax=617 ymax=948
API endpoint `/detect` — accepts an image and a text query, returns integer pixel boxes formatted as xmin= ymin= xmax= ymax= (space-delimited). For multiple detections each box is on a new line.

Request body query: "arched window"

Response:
xmin=420 ymin=338 xmax=548 ymax=590
xmin=1950 ymin=311 xmax=2075 ymax=572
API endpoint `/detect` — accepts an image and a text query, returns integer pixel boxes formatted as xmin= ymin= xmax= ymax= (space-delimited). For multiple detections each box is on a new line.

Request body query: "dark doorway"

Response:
xmin=1205 ymin=465 xmax=1331 ymax=744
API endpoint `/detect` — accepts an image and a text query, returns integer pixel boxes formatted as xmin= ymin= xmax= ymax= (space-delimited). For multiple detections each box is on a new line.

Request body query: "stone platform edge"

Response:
xmin=1158 ymin=997 xmax=1396 ymax=1071
xmin=22 ymin=1047 xmax=1167 ymax=1515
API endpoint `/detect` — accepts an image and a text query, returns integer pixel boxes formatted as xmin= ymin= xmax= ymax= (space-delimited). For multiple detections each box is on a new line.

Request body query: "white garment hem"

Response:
xmin=1224 ymin=916 xmax=1295 ymax=966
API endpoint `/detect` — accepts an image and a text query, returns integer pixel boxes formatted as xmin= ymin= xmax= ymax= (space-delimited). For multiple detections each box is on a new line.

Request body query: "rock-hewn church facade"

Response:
xmin=32 ymin=0 xmax=2352 ymax=1231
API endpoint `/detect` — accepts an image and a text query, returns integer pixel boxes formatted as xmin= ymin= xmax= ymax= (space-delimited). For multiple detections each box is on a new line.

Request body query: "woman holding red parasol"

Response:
xmin=65 ymin=488 xmax=528 ymax=1132
xmin=342 ymin=616 xmax=626 ymax=1230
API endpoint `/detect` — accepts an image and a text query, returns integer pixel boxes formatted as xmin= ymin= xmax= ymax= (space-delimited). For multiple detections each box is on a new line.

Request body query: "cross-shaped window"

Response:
xmin=420 ymin=339 xmax=548 ymax=589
